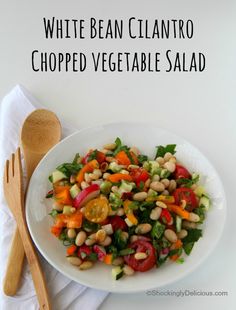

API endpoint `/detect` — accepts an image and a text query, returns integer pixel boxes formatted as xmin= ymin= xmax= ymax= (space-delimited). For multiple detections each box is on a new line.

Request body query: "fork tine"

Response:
xmin=11 ymin=153 xmax=15 ymax=177
xmin=15 ymin=147 xmax=23 ymax=178
xmin=4 ymin=160 xmax=9 ymax=183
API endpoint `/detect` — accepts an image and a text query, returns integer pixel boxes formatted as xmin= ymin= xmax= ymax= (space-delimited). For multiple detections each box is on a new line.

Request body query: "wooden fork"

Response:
xmin=3 ymin=148 xmax=51 ymax=310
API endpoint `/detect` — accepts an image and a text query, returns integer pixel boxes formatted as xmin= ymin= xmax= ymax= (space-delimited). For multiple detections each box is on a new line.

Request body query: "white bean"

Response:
xmin=84 ymin=173 xmax=92 ymax=183
xmin=177 ymin=229 xmax=188 ymax=239
xmin=85 ymin=233 xmax=96 ymax=246
xmin=152 ymin=174 xmax=160 ymax=182
xmin=130 ymin=235 xmax=138 ymax=243
xmin=67 ymin=228 xmax=76 ymax=239
xmin=164 ymin=229 xmax=178 ymax=243
xmin=150 ymin=207 xmax=162 ymax=220
xmin=134 ymin=252 xmax=147 ymax=260
xmin=103 ymin=172 xmax=111 ymax=180
xmin=189 ymin=213 xmax=200 ymax=223
xmin=156 ymin=157 xmax=164 ymax=165
xmin=99 ymin=236 xmax=112 ymax=246
xmin=133 ymin=192 xmax=148 ymax=201
xmin=67 ymin=257 xmax=82 ymax=266
xmin=75 ymin=231 xmax=87 ymax=246
xmin=79 ymin=261 xmax=93 ymax=270
xmin=168 ymin=180 xmax=177 ymax=193
xmin=150 ymin=181 xmax=165 ymax=192
xmin=182 ymin=221 xmax=198 ymax=229
xmin=81 ymin=181 xmax=89 ymax=190
xmin=163 ymin=161 xmax=176 ymax=173
xmin=156 ymin=201 xmax=167 ymax=209
xmin=135 ymin=223 xmax=152 ymax=234
xmin=103 ymin=143 xmax=116 ymax=150
xmin=112 ymin=257 xmax=124 ymax=266
xmin=101 ymin=223 xmax=113 ymax=235
xmin=161 ymin=179 xmax=170 ymax=188
xmin=161 ymin=190 xmax=169 ymax=196
xmin=123 ymin=265 xmax=134 ymax=276
xmin=164 ymin=152 xmax=173 ymax=162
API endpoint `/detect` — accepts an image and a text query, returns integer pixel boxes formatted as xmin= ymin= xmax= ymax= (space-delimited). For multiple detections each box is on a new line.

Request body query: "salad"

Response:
xmin=47 ymin=138 xmax=210 ymax=279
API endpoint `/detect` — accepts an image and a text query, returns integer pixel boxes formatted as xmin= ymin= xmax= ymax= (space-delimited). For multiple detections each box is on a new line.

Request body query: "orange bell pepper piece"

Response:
xmin=107 ymin=173 xmax=133 ymax=183
xmin=54 ymin=214 xmax=68 ymax=228
xmin=66 ymin=244 xmax=77 ymax=256
xmin=50 ymin=226 xmax=62 ymax=237
xmin=54 ymin=187 xmax=73 ymax=205
xmin=157 ymin=195 xmax=175 ymax=204
xmin=103 ymin=254 xmax=113 ymax=265
xmin=115 ymin=151 xmax=131 ymax=166
xmin=123 ymin=200 xmax=138 ymax=225
xmin=66 ymin=211 xmax=83 ymax=229
xmin=167 ymin=204 xmax=191 ymax=220
xmin=170 ymin=239 xmax=183 ymax=261
xmin=76 ymin=159 xmax=99 ymax=185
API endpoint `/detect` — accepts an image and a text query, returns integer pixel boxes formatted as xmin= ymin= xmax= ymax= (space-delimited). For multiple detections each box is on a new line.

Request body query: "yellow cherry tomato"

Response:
xmin=84 ymin=196 xmax=109 ymax=223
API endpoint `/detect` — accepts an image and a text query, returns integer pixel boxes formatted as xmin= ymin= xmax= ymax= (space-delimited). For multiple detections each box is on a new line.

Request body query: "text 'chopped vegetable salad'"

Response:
xmin=47 ymin=138 xmax=210 ymax=279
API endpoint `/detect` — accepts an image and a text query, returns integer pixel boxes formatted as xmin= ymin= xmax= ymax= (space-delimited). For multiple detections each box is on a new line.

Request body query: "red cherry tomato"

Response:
xmin=173 ymin=187 xmax=198 ymax=211
xmin=160 ymin=209 xmax=172 ymax=225
xmin=130 ymin=168 xmax=149 ymax=188
xmin=109 ymin=216 xmax=127 ymax=231
xmin=78 ymin=244 xmax=92 ymax=259
xmin=174 ymin=164 xmax=191 ymax=179
xmin=124 ymin=240 xmax=156 ymax=272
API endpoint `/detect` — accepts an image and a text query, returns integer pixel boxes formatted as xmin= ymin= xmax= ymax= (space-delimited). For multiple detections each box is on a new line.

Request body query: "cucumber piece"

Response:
xmin=199 ymin=196 xmax=210 ymax=210
xmin=70 ymin=184 xmax=80 ymax=199
xmin=63 ymin=205 xmax=73 ymax=215
xmin=176 ymin=216 xmax=182 ymax=233
xmin=52 ymin=170 xmax=67 ymax=183
xmin=194 ymin=186 xmax=206 ymax=197
xmin=112 ymin=266 xmax=123 ymax=280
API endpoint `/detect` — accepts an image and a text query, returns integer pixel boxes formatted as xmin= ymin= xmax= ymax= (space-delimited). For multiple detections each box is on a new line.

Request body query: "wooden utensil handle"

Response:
xmin=16 ymin=216 xmax=51 ymax=310
xmin=3 ymin=228 xmax=25 ymax=296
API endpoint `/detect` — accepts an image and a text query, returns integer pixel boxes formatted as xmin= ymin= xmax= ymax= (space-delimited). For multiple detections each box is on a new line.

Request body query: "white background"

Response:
xmin=1 ymin=0 xmax=236 ymax=309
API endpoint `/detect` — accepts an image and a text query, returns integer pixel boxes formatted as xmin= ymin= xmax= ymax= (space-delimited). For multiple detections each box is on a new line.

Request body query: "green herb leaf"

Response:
xmin=155 ymin=144 xmax=176 ymax=159
xmin=87 ymin=150 xmax=98 ymax=162
xmin=138 ymin=154 xmax=148 ymax=164
xmin=176 ymin=257 xmax=185 ymax=264
xmin=82 ymin=220 xmax=101 ymax=232
xmin=151 ymin=221 xmax=165 ymax=239
xmin=183 ymin=242 xmax=194 ymax=255
xmin=87 ymin=253 xmax=98 ymax=261
xmin=114 ymin=229 xmax=128 ymax=250
xmin=182 ymin=229 xmax=202 ymax=255
xmin=72 ymin=153 xmax=81 ymax=164
xmin=56 ymin=162 xmax=83 ymax=177
xmin=176 ymin=174 xmax=200 ymax=188
xmin=193 ymin=205 xmax=206 ymax=224
xmin=48 ymin=175 xmax=53 ymax=183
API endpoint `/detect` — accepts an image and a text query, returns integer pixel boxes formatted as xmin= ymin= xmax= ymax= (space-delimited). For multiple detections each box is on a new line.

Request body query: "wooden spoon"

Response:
xmin=3 ymin=109 xmax=61 ymax=297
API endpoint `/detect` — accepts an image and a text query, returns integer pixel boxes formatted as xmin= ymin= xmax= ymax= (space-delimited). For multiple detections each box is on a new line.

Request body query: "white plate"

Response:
xmin=26 ymin=122 xmax=226 ymax=293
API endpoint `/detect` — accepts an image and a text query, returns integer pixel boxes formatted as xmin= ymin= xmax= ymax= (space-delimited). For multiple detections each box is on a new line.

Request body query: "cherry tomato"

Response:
xmin=78 ymin=244 xmax=92 ymax=259
xmin=84 ymin=196 xmax=109 ymax=223
xmin=173 ymin=187 xmax=198 ymax=211
xmin=130 ymin=168 xmax=150 ymax=188
xmin=160 ymin=209 xmax=172 ymax=225
xmin=124 ymin=240 xmax=156 ymax=272
xmin=173 ymin=164 xmax=191 ymax=179
xmin=109 ymin=215 xmax=127 ymax=231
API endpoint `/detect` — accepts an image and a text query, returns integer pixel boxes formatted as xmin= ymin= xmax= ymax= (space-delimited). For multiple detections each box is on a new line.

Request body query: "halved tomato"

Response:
xmin=173 ymin=187 xmax=198 ymax=211
xmin=124 ymin=240 xmax=156 ymax=272
xmin=84 ymin=196 xmax=109 ymax=223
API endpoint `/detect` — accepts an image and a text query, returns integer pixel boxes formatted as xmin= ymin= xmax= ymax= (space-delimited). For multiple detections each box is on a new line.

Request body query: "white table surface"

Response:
xmin=1 ymin=0 xmax=236 ymax=309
